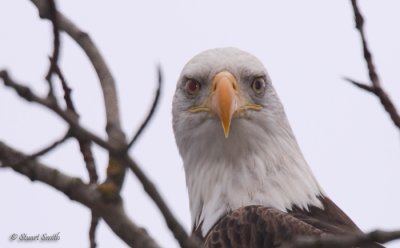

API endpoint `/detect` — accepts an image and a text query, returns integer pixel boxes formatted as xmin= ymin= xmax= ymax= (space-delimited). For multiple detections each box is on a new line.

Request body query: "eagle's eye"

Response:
xmin=184 ymin=79 xmax=201 ymax=96
xmin=251 ymin=77 xmax=266 ymax=96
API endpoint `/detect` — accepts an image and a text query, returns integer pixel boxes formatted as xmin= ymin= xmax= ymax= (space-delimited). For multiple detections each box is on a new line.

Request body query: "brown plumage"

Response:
xmin=201 ymin=197 xmax=384 ymax=248
xmin=203 ymin=206 xmax=323 ymax=248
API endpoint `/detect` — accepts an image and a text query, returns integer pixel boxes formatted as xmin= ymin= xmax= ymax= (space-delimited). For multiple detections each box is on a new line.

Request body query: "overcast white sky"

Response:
xmin=1 ymin=1 xmax=399 ymax=247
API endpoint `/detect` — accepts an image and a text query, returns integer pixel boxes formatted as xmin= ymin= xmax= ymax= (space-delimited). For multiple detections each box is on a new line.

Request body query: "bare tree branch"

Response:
xmin=0 ymin=141 xmax=160 ymax=248
xmin=347 ymin=0 xmax=400 ymax=130
xmin=283 ymin=229 xmax=400 ymax=248
xmin=37 ymin=0 xmax=125 ymax=242
xmin=127 ymin=66 xmax=163 ymax=150
xmin=3 ymin=2 xmax=200 ymax=247
xmin=30 ymin=0 xmax=125 ymax=144
xmin=30 ymin=0 xmax=128 ymax=198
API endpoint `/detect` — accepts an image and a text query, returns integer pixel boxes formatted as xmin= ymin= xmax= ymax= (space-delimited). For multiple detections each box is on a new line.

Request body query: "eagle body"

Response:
xmin=172 ymin=48 xmax=381 ymax=247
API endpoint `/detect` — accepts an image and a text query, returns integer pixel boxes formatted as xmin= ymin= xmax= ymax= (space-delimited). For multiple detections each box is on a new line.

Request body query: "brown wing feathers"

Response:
xmin=203 ymin=206 xmax=323 ymax=248
xmin=202 ymin=199 xmax=384 ymax=248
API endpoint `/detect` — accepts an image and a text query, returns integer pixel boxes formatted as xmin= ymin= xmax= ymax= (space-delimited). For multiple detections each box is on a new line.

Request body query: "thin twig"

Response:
xmin=347 ymin=0 xmax=400 ymax=129
xmin=89 ymin=212 xmax=100 ymax=248
xmin=27 ymin=130 xmax=70 ymax=159
xmin=127 ymin=66 xmax=163 ymax=150
xmin=43 ymin=0 xmax=59 ymax=99
xmin=8 ymin=130 xmax=71 ymax=168
xmin=45 ymin=0 xmax=59 ymax=79
xmin=342 ymin=77 xmax=374 ymax=93
xmin=351 ymin=0 xmax=379 ymax=87
xmin=284 ymin=229 xmax=400 ymax=248
xmin=54 ymin=63 xmax=77 ymax=113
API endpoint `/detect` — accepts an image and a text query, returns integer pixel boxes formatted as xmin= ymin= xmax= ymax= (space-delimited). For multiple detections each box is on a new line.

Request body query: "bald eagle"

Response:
xmin=172 ymin=48 xmax=382 ymax=248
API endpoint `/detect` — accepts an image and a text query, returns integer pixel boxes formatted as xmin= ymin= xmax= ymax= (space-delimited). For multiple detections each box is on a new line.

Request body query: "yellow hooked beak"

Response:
xmin=210 ymin=71 xmax=239 ymax=138
xmin=189 ymin=71 xmax=262 ymax=138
